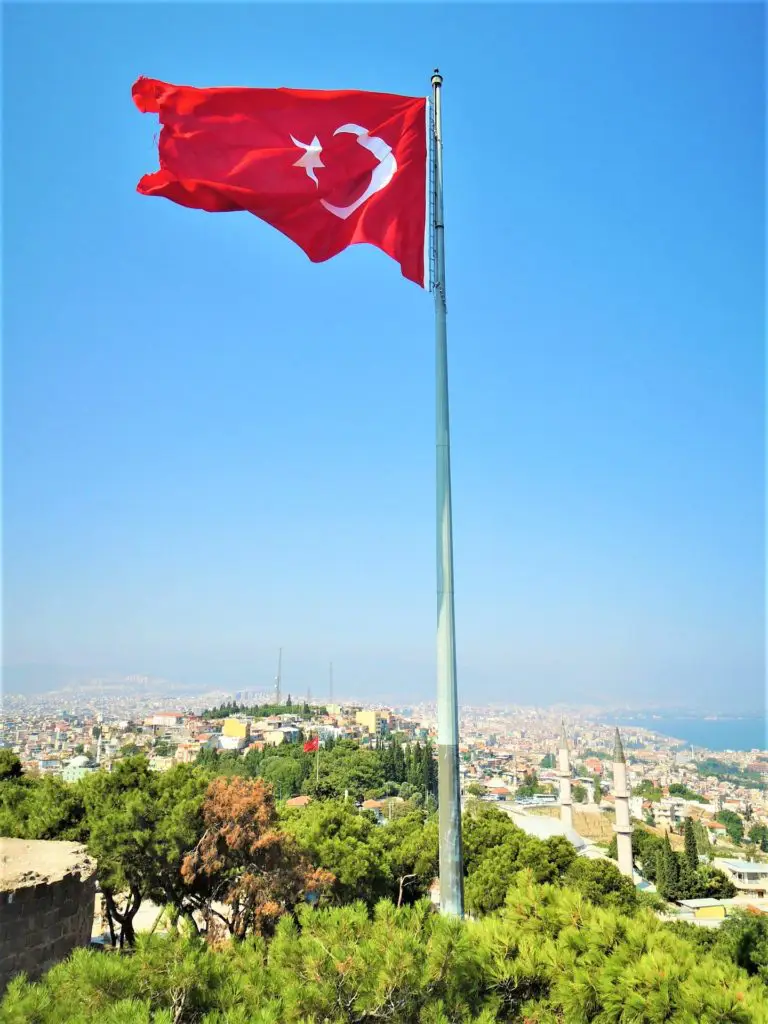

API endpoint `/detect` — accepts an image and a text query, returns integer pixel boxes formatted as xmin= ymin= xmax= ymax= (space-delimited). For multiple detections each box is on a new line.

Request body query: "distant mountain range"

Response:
xmin=2 ymin=664 xmax=188 ymax=696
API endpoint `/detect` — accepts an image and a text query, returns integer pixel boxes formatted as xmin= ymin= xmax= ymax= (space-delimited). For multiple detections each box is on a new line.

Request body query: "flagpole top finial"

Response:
xmin=431 ymin=69 xmax=443 ymax=87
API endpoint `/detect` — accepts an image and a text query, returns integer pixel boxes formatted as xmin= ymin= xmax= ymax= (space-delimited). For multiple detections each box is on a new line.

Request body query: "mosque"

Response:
xmin=500 ymin=722 xmax=650 ymax=888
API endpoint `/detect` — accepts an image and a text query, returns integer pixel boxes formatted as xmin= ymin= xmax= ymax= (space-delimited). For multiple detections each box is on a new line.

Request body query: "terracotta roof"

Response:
xmin=285 ymin=795 xmax=312 ymax=807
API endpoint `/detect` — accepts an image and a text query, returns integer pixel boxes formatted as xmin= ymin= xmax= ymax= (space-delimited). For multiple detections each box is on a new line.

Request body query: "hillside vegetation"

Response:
xmin=2 ymin=749 xmax=768 ymax=1022
xmin=3 ymin=876 xmax=768 ymax=1024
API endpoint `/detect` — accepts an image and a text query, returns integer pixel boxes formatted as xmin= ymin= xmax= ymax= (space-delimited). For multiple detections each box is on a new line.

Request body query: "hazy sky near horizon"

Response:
xmin=3 ymin=3 xmax=764 ymax=711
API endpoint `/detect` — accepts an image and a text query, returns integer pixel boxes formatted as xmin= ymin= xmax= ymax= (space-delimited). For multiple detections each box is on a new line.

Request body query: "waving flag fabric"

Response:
xmin=132 ymin=77 xmax=429 ymax=286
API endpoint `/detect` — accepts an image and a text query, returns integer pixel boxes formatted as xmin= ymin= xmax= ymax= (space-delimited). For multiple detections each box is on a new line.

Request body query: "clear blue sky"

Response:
xmin=4 ymin=3 xmax=764 ymax=712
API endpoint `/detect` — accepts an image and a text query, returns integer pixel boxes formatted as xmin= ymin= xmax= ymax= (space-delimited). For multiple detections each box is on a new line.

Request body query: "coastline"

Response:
xmin=603 ymin=714 xmax=767 ymax=753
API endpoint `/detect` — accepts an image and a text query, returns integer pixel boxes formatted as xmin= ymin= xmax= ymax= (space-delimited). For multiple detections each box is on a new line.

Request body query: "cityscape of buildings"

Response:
xmin=4 ymin=680 xmax=767 ymax=870
xmin=3 ymin=676 xmax=768 ymax=971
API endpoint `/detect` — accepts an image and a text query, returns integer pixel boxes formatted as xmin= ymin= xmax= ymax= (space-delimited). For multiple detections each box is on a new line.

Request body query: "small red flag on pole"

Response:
xmin=303 ymin=736 xmax=319 ymax=754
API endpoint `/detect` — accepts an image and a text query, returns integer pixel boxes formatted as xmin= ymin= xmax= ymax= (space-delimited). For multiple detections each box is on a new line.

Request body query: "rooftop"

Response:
xmin=508 ymin=811 xmax=587 ymax=851
xmin=718 ymin=860 xmax=768 ymax=875
xmin=285 ymin=795 xmax=312 ymax=808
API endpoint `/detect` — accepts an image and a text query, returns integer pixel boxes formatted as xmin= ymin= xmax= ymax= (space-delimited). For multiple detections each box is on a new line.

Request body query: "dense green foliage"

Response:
xmin=202 ymin=701 xmax=326 ymax=721
xmin=4 ymin=750 xmax=768 ymax=1021
xmin=0 ymin=770 xmax=87 ymax=842
xmin=690 ymin=817 xmax=712 ymax=856
xmin=697 ymin=758 xmax=764 ymax=790
xmin=683 ymin=817 xmax=699 ymax=872
xmin=717 ymin=808 xmax=746 ymax=846
xmin=0 ymin=751 xmax=23 ymax=780
xmin=717 ymin=910 xmax=768 ymax=981
xmin=669 ymin=910 xmax=768 ymax=984
xmin=749 ymin=823 xmax=768 ymax=852
xmin=196 ymin=736 xmax=437 ymax=803
xmin=283 ymin=800 xmax=437 ymax=906
xmin=4 ymin=877 xmax=768 ymax=1023
xmin=668 ymin=783 xmax=707 ymax=802
xmin=607 ymin=825 xmax=735 ymax=902
xmin=0 ymin=757 xmax=209 ymax=944
xmin=152 ymin=739 xmax=177 ymax=758
xmin=633 ymin=779 xmax=663 ymax=802
xmin=85 ymin=759 xmax=210 ymax=944
xmin=515 ymin=771 xmax=552 ymax=799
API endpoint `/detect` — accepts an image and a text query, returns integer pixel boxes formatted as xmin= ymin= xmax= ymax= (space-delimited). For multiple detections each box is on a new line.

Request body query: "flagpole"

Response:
xmin=431 ymin=69 xmax=464 ymax=918
xmin=315 ymin=732 xmax=320 ymax=784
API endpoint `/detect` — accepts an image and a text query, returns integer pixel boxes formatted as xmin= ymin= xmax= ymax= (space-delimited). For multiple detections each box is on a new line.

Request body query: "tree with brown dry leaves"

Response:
xmin=181 ymin=775 xmax=333 ymax=939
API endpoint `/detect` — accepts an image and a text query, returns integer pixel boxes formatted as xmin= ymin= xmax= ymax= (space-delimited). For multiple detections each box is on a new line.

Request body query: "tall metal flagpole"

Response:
xmin=432 ymin=69 xmax=464 ymax=918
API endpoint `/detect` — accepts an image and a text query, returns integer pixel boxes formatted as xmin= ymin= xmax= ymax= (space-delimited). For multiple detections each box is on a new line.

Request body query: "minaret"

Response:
xmin=275 ymin=648 xmax=282 ymax=706
xmin=557 ymin=720 xmax=573 ymax=830
xmin=612 ymin=728 xmax=634 ymax=879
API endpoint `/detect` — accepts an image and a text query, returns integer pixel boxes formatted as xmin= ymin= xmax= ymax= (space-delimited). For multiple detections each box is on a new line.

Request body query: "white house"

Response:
xmin=714 ymin=859 xmax=768 ymax=898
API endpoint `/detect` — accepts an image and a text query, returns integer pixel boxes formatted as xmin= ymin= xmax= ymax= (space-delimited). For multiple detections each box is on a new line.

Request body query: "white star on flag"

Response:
xmin=290 ymin=134 xmax=324 ymax=186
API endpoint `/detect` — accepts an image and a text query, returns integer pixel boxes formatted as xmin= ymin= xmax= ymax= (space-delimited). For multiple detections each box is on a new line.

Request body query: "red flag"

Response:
xmin=132 ymin=77 xmax=428 ymax=286
xmin=303 ymin=736 xmax=320 ymax=753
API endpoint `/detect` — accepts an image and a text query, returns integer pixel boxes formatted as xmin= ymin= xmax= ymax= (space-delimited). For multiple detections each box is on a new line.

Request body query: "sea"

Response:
xmin=605 ymin=715 xmax=767 ymax=753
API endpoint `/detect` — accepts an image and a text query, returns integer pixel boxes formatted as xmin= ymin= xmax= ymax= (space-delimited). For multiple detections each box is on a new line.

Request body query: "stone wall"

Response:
xmin=0 ymin=838 xmax=97 ymax=992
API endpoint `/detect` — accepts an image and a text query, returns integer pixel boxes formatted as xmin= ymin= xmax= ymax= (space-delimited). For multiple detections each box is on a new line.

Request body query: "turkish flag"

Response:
xmin=132 ymin=78 xmax=428 ymax=287
xmin=303 ymin=736 xmax=320 ymax=753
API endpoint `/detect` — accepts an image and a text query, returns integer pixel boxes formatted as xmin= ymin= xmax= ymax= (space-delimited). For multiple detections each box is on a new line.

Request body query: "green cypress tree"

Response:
xmin=683 ymin=817 xmax=699 ymax=872
xmin=662 ymin=834 xmax=680 ymax=900
xmin=410 ymin=742 xmax=423 ymax=789
xmin=422 ymin=741 xmax=438 ymax=799
xmin=381 ymin=743 xmax=396 ymax=781
xmin=655 ymin=848 xmax=668 ymax=897
xmin=393 ymin=740 xmax=406 ymax=784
